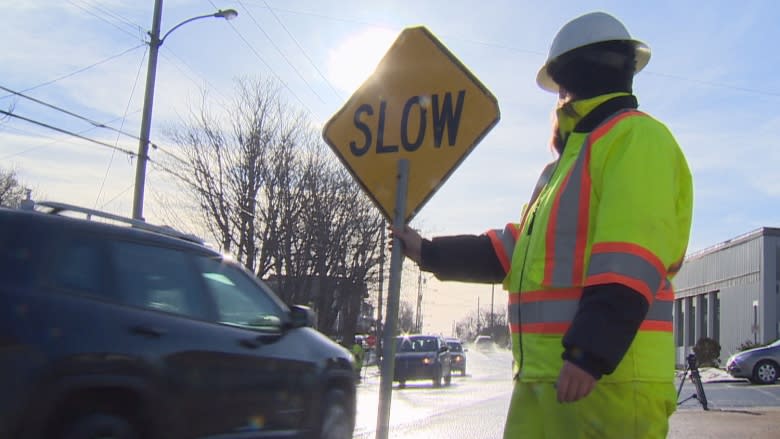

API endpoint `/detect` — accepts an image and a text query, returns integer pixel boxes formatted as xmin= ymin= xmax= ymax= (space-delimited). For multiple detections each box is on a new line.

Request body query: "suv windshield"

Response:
xmin=447 ymin=341 xmax=463 ymax=352
xmin=397 ymin=336 xmax=438 ymax=353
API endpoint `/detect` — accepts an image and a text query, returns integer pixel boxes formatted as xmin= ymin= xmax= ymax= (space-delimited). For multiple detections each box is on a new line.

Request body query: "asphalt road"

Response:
xmin=354 ymin=347 xmax=780 ymax=438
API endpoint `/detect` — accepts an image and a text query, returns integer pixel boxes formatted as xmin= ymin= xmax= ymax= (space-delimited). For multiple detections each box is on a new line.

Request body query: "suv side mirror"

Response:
xmin=289 ymin=305 xmax=317 ymax=328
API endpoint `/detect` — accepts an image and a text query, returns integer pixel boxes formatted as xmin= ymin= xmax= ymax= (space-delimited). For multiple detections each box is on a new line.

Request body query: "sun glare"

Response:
xmin=327 ymin=27 xmax=399 ymax=94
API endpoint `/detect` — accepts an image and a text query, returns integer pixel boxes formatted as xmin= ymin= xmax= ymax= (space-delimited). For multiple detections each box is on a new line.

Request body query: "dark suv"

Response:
xmin=0 ymin=202 xmax=356 ymax=439
xmin=393 ymin=335 xmax=452 ymax=388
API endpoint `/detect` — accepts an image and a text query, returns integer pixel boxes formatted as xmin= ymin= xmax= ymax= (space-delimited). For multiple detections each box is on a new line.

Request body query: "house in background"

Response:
xmin=673 ymin=227 xmax=780 ymax=366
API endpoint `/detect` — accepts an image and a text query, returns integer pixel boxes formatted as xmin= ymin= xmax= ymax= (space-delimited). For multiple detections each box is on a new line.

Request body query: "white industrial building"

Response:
xmin=673 ymin=227 xmax=780 ymax=366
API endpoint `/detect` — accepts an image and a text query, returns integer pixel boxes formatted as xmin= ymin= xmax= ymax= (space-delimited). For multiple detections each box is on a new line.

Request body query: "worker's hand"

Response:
xmin=556 ymin=360 xmax=596 ymax=403
xmin=388 ymin=225 xmax=423 ymax=264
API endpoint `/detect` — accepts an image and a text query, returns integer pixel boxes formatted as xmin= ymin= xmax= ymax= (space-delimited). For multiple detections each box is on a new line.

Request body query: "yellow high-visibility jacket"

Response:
xmin=488 ymin=93 xmax=693 ymax=382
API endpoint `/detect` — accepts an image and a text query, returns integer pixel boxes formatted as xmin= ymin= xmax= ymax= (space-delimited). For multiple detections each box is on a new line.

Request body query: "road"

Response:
xmin=353 ymin=347 xmax=780 ymax=438
xmin=354 ymin=346 xmax=513 ymax=438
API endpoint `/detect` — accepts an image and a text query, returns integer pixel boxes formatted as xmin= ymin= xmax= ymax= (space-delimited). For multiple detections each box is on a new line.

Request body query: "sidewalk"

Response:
xmin=670 ymin=367 xmax=779 ymax=438
xmin=669 ymin=407 xmax=780 ymax=438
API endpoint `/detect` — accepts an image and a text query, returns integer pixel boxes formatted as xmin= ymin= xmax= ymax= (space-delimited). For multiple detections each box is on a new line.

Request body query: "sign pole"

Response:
xmin=376 ymin=158 xmax=409 ymax=439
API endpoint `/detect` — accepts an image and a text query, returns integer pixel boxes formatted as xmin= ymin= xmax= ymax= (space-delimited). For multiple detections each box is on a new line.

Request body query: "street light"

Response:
xmin=132 ymin=0 xmax=237 ymax=220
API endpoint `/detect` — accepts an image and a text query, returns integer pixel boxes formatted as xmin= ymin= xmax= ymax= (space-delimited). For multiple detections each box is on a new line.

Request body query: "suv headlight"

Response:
xmin=422 ymin=356 xmax=433 ymax=365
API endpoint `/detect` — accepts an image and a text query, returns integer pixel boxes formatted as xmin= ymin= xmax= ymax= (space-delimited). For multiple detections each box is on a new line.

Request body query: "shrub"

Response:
xmin=693 ymin=337 xmax=721 ymax=367
xmin=736 ymin=340 xmax=766 ymax=352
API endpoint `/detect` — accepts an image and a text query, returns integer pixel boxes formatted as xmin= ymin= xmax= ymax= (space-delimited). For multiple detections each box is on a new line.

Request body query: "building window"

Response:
xmin=714 ymin=292 xmax=720 ymax=341
xmin=687 ymin=298 xmax=696 ymax=346
xmin=675 ymin=299 xmax=684 ymax=347
xmin=702 ymin=294 xmax=709 ymax=338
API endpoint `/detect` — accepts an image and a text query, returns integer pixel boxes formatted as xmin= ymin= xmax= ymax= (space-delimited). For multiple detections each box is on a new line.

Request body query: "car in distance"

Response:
xmin=726 ymin=339 xmax=780 ymax=384
xmin=0 ymin=201 xmax=357 ymax=439
xmin=445 ymin=338 xmax=467 ymax=376
xmin=393 ymin=335 xmax=452 ymax=388
xmin=474 ymin=335 xmax=494 ymax=353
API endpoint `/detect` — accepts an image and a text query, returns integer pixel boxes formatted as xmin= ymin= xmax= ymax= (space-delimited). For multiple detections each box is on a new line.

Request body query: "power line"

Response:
xmin=66 ymin=0 xmax=143 ymax=41
xmin=99 ymin=183 xmax=135 ymax=210
xmin=95 ymin=43 xmax=149 ymax=209
xmin=206 ymin=0 xmax=317 ymax=118
xmin=643 ymin=71 xmax=780 ymax=98
xmin=0 ymin=110 xmax=137 ymax=158
xmin=0 ymin=44 xmax=145 ymax=99
xmin=0 ymin=112 xmax=141 ymax=161
xmin=237 ymin=0 xmax=326 ymax=104
xmin=0 ymin=84 xmax=150 ymax=145
xmin=78 ymin=0 xmax=144 ymax=34
xmin=260 ymin=0 xmax=343 ymax=101
xmin=252 ymin=3 xmax=780 ymax=98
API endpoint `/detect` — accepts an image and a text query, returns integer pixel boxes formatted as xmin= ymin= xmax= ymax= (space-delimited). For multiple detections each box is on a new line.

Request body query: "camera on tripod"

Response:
xmin=678 ymin=352 xmax=708 ymax=410
xmin=686 ymin=353 xmax=697 ymax=369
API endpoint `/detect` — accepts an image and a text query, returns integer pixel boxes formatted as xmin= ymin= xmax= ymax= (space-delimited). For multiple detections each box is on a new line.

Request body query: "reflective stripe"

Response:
xmin=544 ymin=143 xmax=589 ymax=287
xmin=543 ymin=110 xmax=643 ymax=288
xmin=585 ymin=249 xmax=664 ymax=304
xmin=508 ymin=288 xmax=673 ymax=333
xmin=646 ymin=298 xmax=672 ymax=321
xmin=487 ymin=223 xmax=517 ymax=273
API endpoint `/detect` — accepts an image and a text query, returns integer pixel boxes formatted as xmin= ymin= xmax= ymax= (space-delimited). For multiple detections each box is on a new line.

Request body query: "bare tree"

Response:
xmin=455 ymin=306 xmax=509 ymax=346
xmin=164 ymin=77 xmax=385 ymax=334
xmin=397 ymin=300 xmax=416 ymax=334
xmin=0 ymin=167 xmax=28 ymax=208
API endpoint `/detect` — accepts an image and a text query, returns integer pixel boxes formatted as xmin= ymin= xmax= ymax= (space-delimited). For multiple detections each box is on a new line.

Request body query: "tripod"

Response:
xmin=677 ymin=353 xmax=708 ymax=410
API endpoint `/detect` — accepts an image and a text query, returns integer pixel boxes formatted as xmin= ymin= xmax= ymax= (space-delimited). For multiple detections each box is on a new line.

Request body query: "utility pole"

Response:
xmin=490 ymin=283 xmax=495 ymax=332
xmin=376 ymin=226 xmax=385 ymax=359
xmin=415 ymin=269 xmax=423 ymax=333
xmin=476 ymin=296 xmax=481 ymax=335
xmin=131 ymin=1 xmax=237 ymax=220
xmin=132 ymin=0 xmax=163 ymax=220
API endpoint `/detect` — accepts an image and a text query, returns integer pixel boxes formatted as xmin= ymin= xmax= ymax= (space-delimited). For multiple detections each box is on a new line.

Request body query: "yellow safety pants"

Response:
xmin=503 ymin=380 xmax=676 ymax=438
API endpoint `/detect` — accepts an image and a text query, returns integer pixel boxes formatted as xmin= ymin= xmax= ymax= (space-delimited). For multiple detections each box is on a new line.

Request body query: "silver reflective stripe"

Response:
xmin=509 ymin=296 xmax=673 ymax=325
xmin=587 ymin=252 xmax=663 ymax=297
xmin=548 ymin=143 xmax=588 ymax=286
xmin=514 ymin=300 xmax=578 ymax=325
xmin=646 ymin=299 xmax=673 ymax=321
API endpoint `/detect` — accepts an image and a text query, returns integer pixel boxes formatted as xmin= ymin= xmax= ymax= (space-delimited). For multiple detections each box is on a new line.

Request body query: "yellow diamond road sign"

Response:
xmin=322 ymin=26 xmax=500 ymax=223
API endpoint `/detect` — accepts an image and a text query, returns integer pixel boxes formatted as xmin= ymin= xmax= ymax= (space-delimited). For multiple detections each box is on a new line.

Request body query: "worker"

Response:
xmin=351 ymin=337 xmax=365 ymax=381
xmin=392 ymin=11 xmax=693 ymax=438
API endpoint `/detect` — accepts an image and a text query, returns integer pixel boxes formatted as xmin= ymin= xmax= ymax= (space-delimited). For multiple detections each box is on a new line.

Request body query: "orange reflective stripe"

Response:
xmin=516 ymin=321 xmax=672 ymax=334
xmin=487 ymin=223 xmax=517 ymax=274
xmin=518 ymin=322 xmax=570 ymax=334
xmin=639 ymin=321 xmax=673 ymax=332
xmin=585 ymin=273 xmax=654 ymax=304
xmin=667 ymin=256 xmax=684 ymax=276
xmin=519 ymin=288 xmax=582 ymax=303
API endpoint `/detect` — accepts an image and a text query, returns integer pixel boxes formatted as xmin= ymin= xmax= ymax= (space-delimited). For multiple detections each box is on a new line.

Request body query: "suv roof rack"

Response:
xmin=35 ymin=201 xmax=206 ymax=245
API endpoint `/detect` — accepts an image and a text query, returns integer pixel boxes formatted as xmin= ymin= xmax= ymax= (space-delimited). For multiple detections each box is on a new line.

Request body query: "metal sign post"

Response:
xmin=376 ymin=158 xmax=409 ymax=439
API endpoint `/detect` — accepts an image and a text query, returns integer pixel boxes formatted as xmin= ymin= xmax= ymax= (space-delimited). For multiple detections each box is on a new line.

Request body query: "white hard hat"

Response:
xmin=537 ymin=11 xmax=651 ymax=92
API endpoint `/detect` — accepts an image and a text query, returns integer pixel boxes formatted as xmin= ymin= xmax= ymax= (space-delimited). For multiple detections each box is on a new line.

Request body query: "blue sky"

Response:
xmin=2 ymin=0 xmax=779 ymax=333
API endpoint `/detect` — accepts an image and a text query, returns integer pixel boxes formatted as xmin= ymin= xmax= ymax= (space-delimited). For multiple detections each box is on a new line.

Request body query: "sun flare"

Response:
xmin=327 ymin=27 xmax=399 ymax=94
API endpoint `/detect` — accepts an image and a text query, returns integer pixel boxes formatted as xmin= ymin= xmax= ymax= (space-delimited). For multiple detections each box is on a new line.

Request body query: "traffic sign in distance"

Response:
xmin=322 ymin=26 xmax=500 ymax=223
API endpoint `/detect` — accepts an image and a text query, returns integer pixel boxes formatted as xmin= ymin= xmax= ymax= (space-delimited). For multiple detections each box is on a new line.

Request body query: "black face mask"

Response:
xmin=548 ymin=42 xmax=636 ymax=99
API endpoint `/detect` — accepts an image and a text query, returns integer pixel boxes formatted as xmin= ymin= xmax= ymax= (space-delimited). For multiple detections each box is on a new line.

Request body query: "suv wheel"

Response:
xmin=753 ymin=360 xmax=779 ymax=385
xmin=61 ymin=413 xmax=138 ymax=439
xmin=320 ymin=389 xmax=353 ymax=439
